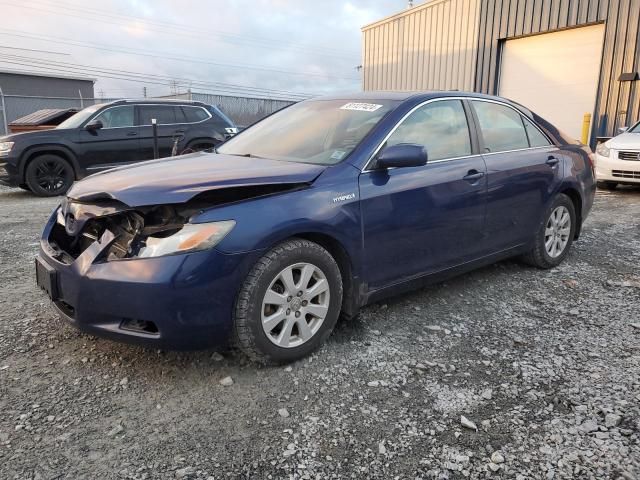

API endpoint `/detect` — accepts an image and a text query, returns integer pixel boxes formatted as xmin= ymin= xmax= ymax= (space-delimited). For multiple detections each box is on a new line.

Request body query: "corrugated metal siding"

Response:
xmin=362 ymin=0 xmax=481 ymax=91
xmin=0 ymin=72 xmax=94 ymax=97
xmin=475 ymin=0 xmax=640 ymax=141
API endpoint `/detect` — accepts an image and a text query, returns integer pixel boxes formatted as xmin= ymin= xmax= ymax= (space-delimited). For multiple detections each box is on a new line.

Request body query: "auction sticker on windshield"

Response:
xmin=340 ymin=103 xmax=383 ymax=112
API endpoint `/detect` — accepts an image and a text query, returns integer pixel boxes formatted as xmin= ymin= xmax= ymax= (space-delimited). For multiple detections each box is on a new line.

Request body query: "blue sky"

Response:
xmin=0 ymin=0 xmax=427 ymax=99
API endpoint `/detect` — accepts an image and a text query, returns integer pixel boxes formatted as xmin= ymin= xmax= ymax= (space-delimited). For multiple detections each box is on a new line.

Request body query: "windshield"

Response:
xmin=56 ymin=104 xmax=104 ymax=129
xmin=217 ymin=99 xmax=398 ymax=164
xmin=630 ymin=120 xmax=640 ymax=133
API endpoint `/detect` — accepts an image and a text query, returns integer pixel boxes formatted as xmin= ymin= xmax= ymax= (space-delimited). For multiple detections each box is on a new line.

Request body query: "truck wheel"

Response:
xmin=25 ymin=155 xmax=74 ymax=197
xmin=522 ymin=193 xmax=576 ymax=269
xmin=234 ymin=238 xmax=343 ymax=364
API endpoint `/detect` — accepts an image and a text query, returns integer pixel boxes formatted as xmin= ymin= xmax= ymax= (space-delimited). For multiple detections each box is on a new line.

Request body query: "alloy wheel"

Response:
xmin=34 ymin=160 xmax=68 ymax=193
xmin=261 ymin=262 xmax=330 ymax=348
xmin=544 ymin=206 xmax=571 ymax=258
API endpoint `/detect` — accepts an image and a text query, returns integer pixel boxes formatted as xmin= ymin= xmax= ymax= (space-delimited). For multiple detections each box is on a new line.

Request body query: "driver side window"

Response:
xmin=93 ymin=106 xmax=135 ymax=129
xmin=386 ymin=100 xmax=472 ymax=161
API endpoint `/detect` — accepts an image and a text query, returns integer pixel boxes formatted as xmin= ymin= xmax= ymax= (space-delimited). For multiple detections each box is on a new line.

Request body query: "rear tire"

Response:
xmin=25 ymin=155 xmax=74 ymax=197
xmin=234 ymin=238 xmax=343 ymax=365
xmin=522 ymin=193 xmax=576 ymax=269
xmin=597 ymin=181 xmax=618 ymax=191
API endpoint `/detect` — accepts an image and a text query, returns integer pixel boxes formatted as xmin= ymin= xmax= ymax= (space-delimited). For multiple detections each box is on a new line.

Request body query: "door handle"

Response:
xmin=546 ymin=156 xmax=560 ymax=167
xmin=463 ymin=170 xmax=485 ymax=182
xmin=126 ymin=131 xmax=138 ymax=137
xmin=174 ymin=129 xmax=185 ymax=134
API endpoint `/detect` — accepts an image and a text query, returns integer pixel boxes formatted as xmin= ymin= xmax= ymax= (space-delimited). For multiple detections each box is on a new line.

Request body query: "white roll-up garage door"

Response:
xmin=498 ymin=24 xmax=605 ymax=142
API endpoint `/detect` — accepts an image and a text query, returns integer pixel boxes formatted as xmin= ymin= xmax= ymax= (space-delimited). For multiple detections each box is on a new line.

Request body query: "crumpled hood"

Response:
xmin=67 ymin=152 xmax=326 ymax=206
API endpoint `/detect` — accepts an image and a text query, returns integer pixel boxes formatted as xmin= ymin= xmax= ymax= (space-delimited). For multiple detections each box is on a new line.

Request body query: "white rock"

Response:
xmin=580 ymin=420 xmax=598 ymax=433
xmin=210 ymin=352 xmax=224 ymax=362
xmin=425 ymin=325 xmax=441 ymax=331
xmin=630 ymin=323 xmax=640 ymax=330
xmin=461 ymin=415 xmax=477 ymax=431
xmin=219 ymin=376 xmax=234 ymax=386
xmin=278 ymin=408 xmax=290 ymax=418
xmin=604 ymin=413 xmax=622 ymax=428
xmin=367 ymin=381 xmax=380 ymax=387
xmin=284 ymin=366 xmax=293 ymax=372
xmin=119 ymin=377 xmax=129 ymax=386
xmin=491 ymin=451 xmax=505 ymax=464
xmin=175 ymin=466 xmax=195 ymax=478
xmin=378 ymin=441 xmax=386 ymax=455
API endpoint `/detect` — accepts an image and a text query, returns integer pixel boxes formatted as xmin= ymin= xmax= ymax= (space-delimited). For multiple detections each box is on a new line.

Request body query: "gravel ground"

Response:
xmin=0 ymin=184 xmax=639 ymax=480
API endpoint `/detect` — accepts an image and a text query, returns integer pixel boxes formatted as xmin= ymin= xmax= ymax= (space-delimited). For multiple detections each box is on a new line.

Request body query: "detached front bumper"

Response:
xmin=37 ymin=209 xmax=261 ymax=350
xmin=595 ymin=152 xmax=640 ymax=184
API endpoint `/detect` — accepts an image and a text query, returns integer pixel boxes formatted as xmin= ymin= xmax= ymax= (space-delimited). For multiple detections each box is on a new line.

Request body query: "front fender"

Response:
xmin=19 ymin=144 xmax=80 ymax=179
xmin=192 ymin=170 xmax=363 ymax=276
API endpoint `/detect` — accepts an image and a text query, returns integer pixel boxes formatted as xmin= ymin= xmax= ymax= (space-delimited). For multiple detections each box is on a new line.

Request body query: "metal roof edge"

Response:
xmin=362 ymin=0 xmax=450 ymax=31
xmin=0 ymin=68 xmax=96 ymax=83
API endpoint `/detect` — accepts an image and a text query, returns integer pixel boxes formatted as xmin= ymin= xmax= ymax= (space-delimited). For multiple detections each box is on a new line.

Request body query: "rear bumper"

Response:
xmin=38 ymin=211 xmax=262 ymax=350
xmin=595 ymin=153 xmax=640 ymax=184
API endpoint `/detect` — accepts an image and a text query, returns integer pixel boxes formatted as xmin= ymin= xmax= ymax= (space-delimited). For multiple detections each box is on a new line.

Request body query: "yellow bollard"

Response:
xmin=581 ymin=113 xmax=592 ymax=145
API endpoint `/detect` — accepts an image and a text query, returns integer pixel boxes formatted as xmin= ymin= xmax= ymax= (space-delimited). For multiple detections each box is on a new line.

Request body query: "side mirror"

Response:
xmin=85 ymin=120 xmax=103 ymax=131
xmin=376 ymin=143 xmax=428 ymax=169
xmin=618 ymin=126 xmax=629 ymax=134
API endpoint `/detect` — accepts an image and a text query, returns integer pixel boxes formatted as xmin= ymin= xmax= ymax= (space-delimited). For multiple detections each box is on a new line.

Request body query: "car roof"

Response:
xmin=100 ymin=99 xmax=209 ymax=107
xmin=306 ymin=91 xmax=531 ymax=109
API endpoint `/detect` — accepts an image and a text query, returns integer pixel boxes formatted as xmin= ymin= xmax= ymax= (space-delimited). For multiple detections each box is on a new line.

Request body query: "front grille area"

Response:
xmin=612 ymin=170 xmax=640 ymax=179
xmin=618 ymin=151 xmax=640 ymax=161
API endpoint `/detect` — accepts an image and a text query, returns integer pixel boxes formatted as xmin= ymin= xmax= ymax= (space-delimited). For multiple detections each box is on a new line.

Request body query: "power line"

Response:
xmin=0 ymin=53 xmax=315 ymax=99
xmin=0 ymin=0 xmax=360 ymax=60
xmin=0 ymin=55 xmax=315 ymax=100
xmin=0 ymin=28 xmax=359 ymax=81
xmin=0 ymin=45 xmax=69 ymax=56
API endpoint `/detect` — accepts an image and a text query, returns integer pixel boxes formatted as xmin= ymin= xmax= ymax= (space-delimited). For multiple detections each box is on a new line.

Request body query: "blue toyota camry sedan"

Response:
xmin=36 ymin=92 xmax=596 ymax=363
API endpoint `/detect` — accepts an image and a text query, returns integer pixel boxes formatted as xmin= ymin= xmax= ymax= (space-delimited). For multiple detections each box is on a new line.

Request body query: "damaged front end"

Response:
xmin=46 ymin=183 xmax=305 ymax=264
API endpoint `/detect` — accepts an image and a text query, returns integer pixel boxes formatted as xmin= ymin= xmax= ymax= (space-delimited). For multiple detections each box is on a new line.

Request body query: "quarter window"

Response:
xmin=472 ymin=101 xmax=529 ymax=152
xmin=182 ymin=106 xmax=210 ymax=123
xmin=92 ymin=106 xmax=134 ymax=128
xmin=385 ymin=100 xmax=472 ymax=161
xmin=523 ymin=116 xmax=551 ymax=147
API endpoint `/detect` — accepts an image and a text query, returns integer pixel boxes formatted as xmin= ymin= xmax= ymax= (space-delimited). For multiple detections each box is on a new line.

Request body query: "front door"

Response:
xmin=76 ymin=105 xmax=140 ymax=170
xmin=359 ymin=99 xmax=487 ymax=290
xmin=470 ymin=100 xmax=563 ymax=251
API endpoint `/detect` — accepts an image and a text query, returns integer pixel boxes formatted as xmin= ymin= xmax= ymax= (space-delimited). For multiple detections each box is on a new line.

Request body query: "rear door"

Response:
xmin=470 ymin=99 xmax=563 ymax=251
xmin=76 ymin=105 xmax=140 ymax=170
xmin=359 ymin=99 xmax=488 ymax=289
xmin=137 ymin=105 xmax=187 ymax=159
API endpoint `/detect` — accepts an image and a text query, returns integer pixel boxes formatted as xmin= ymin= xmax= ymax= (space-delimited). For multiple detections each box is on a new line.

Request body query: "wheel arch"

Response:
xmin=558 ymin=186 xmax=583 ymax=239
xmin=276 ymin=232 xmax=361 ymax=319
xmin=20 ymin=146 xmax=79 ymax=181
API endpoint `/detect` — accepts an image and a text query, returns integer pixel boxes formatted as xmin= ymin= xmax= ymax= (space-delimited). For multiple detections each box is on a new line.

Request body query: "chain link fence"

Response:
xmin=0 ymin=91 xmax=299 ymax=136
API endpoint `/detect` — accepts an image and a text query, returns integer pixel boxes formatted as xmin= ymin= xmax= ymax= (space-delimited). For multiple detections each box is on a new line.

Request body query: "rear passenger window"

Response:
xmin=523 ymin=116 xmax=551 ymax=147
xmin=139 ymin=106 xmax=178 ymax=125
xmin=472 ymin=101 xmax=529 ymax=152
xmin=182 ymin=106 xmax=210 ymax=123
xmin=386 ymin=100 xmax=472 ymax=161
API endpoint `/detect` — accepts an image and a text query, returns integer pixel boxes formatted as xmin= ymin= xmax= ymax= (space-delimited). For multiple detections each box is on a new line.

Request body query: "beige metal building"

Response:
xmin=361 ymin=0 xmax=640 ymax=145
xmin=362 ymin=0 xmax=480 ymax=92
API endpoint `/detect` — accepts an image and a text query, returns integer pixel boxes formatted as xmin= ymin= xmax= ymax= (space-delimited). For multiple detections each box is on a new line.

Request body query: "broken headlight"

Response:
xmin=136 ymin=220 xmax=236 ymax=258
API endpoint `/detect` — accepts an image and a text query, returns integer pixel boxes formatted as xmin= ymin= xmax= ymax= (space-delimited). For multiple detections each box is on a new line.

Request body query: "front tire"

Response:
xmin=25 ymin=155 xmax=74 ymax=197
xmin=234 ymin=239 xmax=343 ymax=364
xmin=522 ymin=193 xmax=576 ymax=269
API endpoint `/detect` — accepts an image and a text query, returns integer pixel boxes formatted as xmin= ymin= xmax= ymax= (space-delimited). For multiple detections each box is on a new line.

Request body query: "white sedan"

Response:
xmin=595 ymin=121 xmax=640 ymax=189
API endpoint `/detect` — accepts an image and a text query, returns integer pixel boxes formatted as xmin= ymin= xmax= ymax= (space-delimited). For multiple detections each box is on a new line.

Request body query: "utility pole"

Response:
xmin=0 ymin=85 xmax=8 ymax=136
xmin=143 ymin=86 xmax=147 ymax=98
